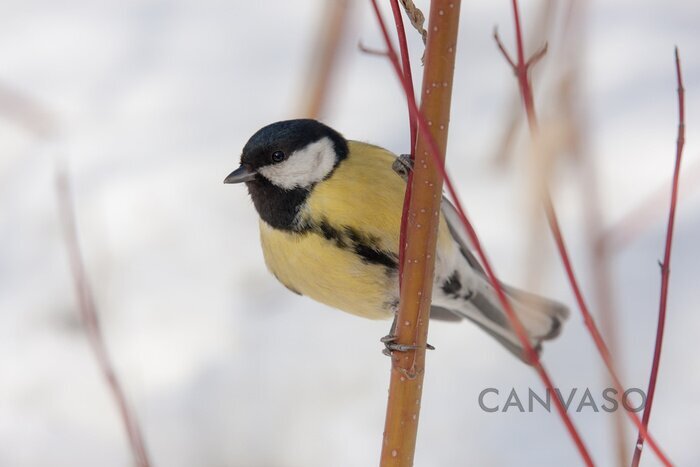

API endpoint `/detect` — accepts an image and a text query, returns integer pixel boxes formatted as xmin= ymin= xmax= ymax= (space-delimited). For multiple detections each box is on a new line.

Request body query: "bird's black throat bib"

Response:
xmin=245 ymin=177 xmax=310 ymax=230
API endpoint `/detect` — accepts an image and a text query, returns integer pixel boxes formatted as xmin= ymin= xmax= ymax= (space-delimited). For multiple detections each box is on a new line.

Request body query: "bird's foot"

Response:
xmin=392 ymin=154 xmax=413 ymax=182
xmin=381 ymin=334 xmax=435 ymax=356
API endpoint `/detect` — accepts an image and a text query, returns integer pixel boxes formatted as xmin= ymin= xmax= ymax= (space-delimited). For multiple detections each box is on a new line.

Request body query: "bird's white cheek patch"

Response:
xmin=258 ymin=137 xmax=337 ymax=189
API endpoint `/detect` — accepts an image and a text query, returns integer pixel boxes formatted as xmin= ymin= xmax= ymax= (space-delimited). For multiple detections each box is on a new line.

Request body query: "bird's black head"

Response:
xmin=224 ymin=119 xmax=348 ymax=190
xmin=224 ymin=119 xmax=349 ymax=230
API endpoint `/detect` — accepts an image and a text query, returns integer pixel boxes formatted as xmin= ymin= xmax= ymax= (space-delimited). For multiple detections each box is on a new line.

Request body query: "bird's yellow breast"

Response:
xmin=259 ymin=220 xmax=396 ymax=319
xmin=304 ymin=141 xmax=406 ymax=253
xmin=258 ymin=141 xmax=454 ymax=319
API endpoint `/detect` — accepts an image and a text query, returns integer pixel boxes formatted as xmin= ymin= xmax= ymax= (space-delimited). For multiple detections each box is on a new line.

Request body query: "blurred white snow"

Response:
xmin=0 ymin=0 xmax=699 ymax=466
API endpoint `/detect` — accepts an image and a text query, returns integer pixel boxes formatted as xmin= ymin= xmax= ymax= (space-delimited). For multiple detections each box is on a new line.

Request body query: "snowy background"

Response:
xmin=1 ymin=0 xmax=699 ymax=466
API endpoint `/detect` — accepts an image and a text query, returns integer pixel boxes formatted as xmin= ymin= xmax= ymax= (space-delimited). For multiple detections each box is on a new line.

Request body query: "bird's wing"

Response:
xmin=440 ymin=197 xmax=487 ymax=277
xmin=430 ymin=305 xmax=464 ymax=321
xmin=390 ymin=152 xmax=485 ymax=276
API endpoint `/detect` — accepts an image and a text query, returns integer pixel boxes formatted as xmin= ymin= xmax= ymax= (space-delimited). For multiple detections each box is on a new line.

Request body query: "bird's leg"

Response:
xmin=381 ymin=312 xmax=435 ymax=356
xmin=392 ymin=154 xmax=413 ymax=182
xmin=385 ymin=155 xmax=436 ymax=355
xmin=380 ymin=313 xmax=399 ymax=356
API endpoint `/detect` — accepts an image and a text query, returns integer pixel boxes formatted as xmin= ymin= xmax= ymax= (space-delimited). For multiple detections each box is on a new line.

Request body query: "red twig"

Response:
xmin=630 ymin=46 xmax=685 ymax=467
xmin=56 ymin=168 xmax=152 ymax=467
xmin=390 ymin=0 xmax=418 ymax=153
xmin=388 ymin=0 xmax=418 ymax=287
xmin=495 ymin=1 xmax=673 ymax=465
xmin=369 ymin=2 xmax=594 ymax=465
xmin=358 ymin=41 xmax=390 ymax=57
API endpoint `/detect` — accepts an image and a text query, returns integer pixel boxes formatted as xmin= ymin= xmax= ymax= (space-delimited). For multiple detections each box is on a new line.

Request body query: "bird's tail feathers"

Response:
xmin=440 ymin=281 xmax=569 ymax=364
xmin=438 ymin=196 xmax=569 ymax=363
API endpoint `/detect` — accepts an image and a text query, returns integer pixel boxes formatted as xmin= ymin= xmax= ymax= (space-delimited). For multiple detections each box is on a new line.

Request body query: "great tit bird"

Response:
xmin=224 ymin=119 xmax=569 ymax=362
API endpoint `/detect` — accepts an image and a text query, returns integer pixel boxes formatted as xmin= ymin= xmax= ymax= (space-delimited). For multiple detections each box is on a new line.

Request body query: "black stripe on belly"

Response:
xmin=344 ymin=226 xmax=398 ymax=269
xmin=305 ymin=218 xmax=398 ymax=270
xmin=318 ymin=218 xmax=348 ymax=248
xmin=352 ymin=240 xmax=398 ymax=269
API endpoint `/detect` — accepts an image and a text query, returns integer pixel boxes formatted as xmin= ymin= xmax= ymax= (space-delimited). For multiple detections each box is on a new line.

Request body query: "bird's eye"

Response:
xmin=271 ymin=151 xmax=286 ymax=163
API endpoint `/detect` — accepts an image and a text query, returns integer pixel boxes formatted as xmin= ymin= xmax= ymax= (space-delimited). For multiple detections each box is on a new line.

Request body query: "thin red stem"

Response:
xmin=389 ymin=0 xmax=418 ymax=287
xmin=389 ymin=0 xmax=418 ymax=153
xmin=358 ymin=41 xmax=390 ymax=57
xmin=630 ymin=47 xmax=685 ymax=467
xmin=369 ymin=2 xmax=594 ymax=465
xmin=510 ymin=0 xmax=537 ymax=130
xmin=498 ymin=2 xmax=674 ymax=465
xmin=56 ymin=170 xmax=152 ymax=467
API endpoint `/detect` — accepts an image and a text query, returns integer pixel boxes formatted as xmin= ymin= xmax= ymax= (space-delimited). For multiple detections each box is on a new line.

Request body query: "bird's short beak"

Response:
xmin=224 ymin=165 xmax=257 ymax=184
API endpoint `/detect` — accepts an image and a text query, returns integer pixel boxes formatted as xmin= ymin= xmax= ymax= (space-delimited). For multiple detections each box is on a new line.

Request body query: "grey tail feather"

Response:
xmin=469 ymin=316 xmax=543 ymax=365
xmin=498 ymin=282 xmax=570 ymax=341
xmin=438 ymin=196 xmax=569 ymax=363
xmin=430 ymin=306 xmax=466 ymax=322
xmin=434 ymin=286 xmax=569 ymax=365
